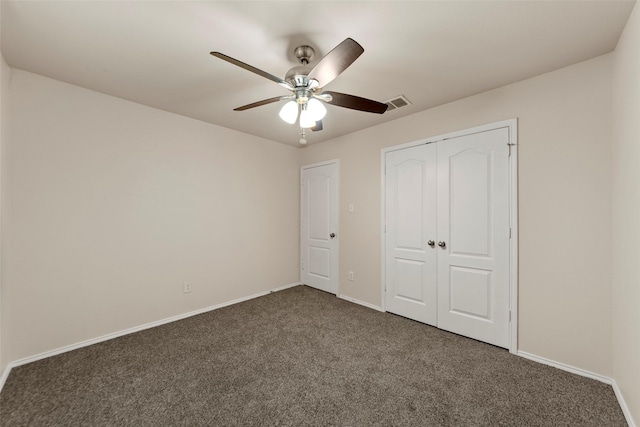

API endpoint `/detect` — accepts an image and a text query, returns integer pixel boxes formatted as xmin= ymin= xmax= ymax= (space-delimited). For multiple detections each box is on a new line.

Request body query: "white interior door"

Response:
xmin=384 ymin=145 xmax=437 ymax=325
xmin=384 ymin=126 xmax=512 ymax=349
xmin=301 ymin=161 xmax=339 ymax=294
xmin=436 ymin=128 xmax=511 ymax=348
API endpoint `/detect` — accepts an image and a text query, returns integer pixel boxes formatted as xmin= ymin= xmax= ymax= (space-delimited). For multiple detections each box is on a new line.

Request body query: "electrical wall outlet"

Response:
xmin=348 ymin=271 xmax=354 ymax=281
xmin=183 ymin=282 xmax=192 ymax=293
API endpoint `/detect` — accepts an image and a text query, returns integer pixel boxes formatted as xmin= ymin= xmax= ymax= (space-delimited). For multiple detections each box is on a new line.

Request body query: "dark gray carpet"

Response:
xmin=0 ymin=285 xmax=627 ymax=426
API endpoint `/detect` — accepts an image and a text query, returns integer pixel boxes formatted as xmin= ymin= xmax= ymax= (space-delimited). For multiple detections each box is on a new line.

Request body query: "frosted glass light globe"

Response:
xmin=307 ymin=98 xmax=327 ymax=121
xmin=279 ymin=101 xmax=298 ymax=124
xmin=299 ymin=109 xmax=316 ymax=128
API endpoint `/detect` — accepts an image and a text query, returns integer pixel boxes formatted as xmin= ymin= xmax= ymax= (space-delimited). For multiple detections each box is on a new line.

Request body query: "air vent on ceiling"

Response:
xmin=385 ymin=95 xmax=412 ymax=111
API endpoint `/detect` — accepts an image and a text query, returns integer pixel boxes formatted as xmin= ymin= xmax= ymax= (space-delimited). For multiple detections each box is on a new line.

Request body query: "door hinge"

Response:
xmin=509 ymin=227 xmax=512 ymax=239
xmin=508 ymin=144 xmax=512 ymax=157
xmin=509 ymin=310 xmax=512 ymax=321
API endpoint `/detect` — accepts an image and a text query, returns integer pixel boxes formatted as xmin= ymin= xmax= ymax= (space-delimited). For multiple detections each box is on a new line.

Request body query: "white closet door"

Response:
xmin=384 ymin=144 xmax=437 ymax=325
xmin=436 ymin=128 xmax=511 ymax=348
xmin=384 ymin=127 xmax=512 ymax=349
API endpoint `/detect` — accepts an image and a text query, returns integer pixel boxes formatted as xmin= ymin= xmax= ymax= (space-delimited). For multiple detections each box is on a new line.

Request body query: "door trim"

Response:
xmin=380 ymin=119 xmax=518 ymax=354
xmin=300 ymin=159 xmax=340 ymax=294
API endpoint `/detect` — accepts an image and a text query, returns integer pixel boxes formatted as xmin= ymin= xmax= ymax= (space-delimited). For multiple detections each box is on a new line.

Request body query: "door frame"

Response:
xmin=300 ymin=159 xmax=340 ymax=294
xmin=380 ymin=119 xmax=519 ymax=354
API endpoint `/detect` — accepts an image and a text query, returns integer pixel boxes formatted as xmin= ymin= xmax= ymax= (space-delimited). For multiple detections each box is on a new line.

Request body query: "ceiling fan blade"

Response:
xmin=311 ymin=120 xmax=323 ymax=132
xmin=234 ymin=96 xmax=286 ymax=111
xmin=323 ymin=91 xmax=388 ymax=114
xmin=307 ymin=38 xmax=364 ymax=87
xmin=210 ymin=52 xmax=293 ymax=90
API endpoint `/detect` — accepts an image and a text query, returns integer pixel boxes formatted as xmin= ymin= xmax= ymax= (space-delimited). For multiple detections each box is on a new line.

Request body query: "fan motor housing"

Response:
xmin=285 ymin=44 xmax=317 ymax=88
xmin=285 ymin=65 xmax=312 ymax=87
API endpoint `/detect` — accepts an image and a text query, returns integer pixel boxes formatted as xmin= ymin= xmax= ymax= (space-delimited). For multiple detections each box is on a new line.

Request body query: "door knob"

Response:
xmin=330 ymin=233 xmax=336 ymax=239
xmin=438 ymin=241 xmax=446 ymax=248
xmin=427 ymin=240 xmax=435 ymax=247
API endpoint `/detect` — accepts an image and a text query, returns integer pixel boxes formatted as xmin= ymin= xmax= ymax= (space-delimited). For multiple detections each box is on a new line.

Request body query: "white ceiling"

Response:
xmin=1 ymin=1 xmax=635 ymax=147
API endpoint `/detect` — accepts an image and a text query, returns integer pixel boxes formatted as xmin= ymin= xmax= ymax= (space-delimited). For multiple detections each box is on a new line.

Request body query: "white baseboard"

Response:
xmin=0 ymin=363 xmax=11 ymax=394
xmin=612 ymin=379 xmax=637 ymax=427
xmin=337 ymin=294 xmax=384 ymax=312
xmin=517 ymin=351 xmax=612 ymax=384
xmin=0 ymin=282 xmax=301 ymax=393
xmin=518 ymin=351 xmax=636 ymax=427
xmin=268 ymin=282 xmax=300 ymax=293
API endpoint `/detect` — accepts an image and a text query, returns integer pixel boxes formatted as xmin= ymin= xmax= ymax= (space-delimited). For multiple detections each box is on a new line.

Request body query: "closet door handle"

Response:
xmin=427 ymin=240 xmax=435 ymax=248
xmin=438 ymin=241 xmax=446 ymax=248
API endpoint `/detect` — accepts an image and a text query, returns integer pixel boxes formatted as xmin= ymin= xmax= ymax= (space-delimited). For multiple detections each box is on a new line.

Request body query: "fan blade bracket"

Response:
xmin=313 ymin=93 xmax=333 ymax=103
xmin=308 ymin=79 xmax=321 ymax=90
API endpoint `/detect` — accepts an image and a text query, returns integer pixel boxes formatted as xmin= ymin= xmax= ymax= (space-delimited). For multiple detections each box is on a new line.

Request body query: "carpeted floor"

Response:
xmin=0 ymin=285 xmax=627 ymax=426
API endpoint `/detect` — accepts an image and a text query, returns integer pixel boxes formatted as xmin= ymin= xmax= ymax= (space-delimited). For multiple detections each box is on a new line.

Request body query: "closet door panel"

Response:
xmin=436 ymin=128 xmax=511 ymax=348
xmin=384 ymin=144 xmax=437 ymax=325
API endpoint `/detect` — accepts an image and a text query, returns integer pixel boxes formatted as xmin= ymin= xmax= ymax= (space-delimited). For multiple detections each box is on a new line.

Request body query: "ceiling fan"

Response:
xmin=210 ymin=38 xmax=388 ymax=144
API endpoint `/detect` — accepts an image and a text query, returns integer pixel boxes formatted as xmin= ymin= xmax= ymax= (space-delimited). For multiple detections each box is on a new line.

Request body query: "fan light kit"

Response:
xmin=210 ymin=38 xmax=388 ymax=144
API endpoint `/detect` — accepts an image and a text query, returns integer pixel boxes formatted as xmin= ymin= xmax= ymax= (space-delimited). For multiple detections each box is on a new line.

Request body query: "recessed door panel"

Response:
xmin=396 ymin=161 xmax=425 ymax=250
xmin=308 ymin=247 xmax=330 ymax=279
xmin=308 ymin=176 xmax=330 ymax=241
xmin=450 ymin=150 xmax=491 ymax=258
xmin=395 ymin=259 xmax=425 ymax=303
xmin=449 ymin=267 xmax=491 ymax=320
